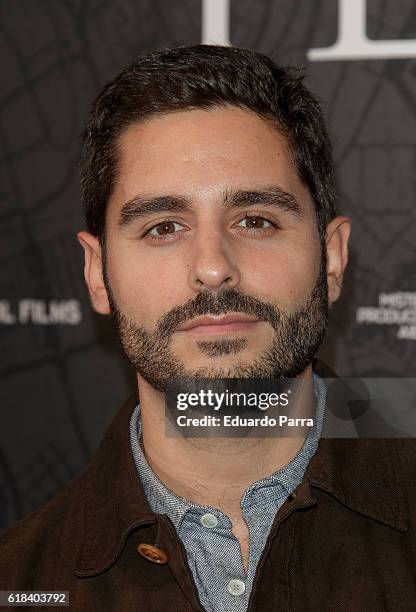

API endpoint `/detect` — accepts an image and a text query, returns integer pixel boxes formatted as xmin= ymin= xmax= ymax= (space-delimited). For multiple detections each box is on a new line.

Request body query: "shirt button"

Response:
xmin=227 ymin=579 xmax=246 ymax=596
xmin=200 ymin=513 xmax=218 ymax=528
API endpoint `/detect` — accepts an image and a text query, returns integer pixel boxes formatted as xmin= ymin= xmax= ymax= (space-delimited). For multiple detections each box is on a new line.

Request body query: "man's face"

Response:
xmin=101 ymin=106 xmax=328 ymax=391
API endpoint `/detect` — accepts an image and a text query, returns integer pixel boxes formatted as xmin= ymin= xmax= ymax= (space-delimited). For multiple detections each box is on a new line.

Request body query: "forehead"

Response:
xmin=109 ymin=105 xmax=313 ymax=215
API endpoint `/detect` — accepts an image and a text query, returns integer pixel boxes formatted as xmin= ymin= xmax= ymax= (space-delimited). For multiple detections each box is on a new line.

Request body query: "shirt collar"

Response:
xmin=130 ymin=373 xmax=327 ymax=530
xmin=74 ymin=361 xmax=409 ymax=577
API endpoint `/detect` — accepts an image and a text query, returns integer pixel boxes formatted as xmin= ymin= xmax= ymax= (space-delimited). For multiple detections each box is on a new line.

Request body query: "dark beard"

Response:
xmin=104 ymin=252 xmax=329 ymax=393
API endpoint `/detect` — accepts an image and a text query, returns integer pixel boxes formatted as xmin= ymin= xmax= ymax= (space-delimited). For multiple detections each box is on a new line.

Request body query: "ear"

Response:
xmin=325 ymin=216 xmax=351 ymax=304
xmin=77 ymin=231 xmax=111 ymax=315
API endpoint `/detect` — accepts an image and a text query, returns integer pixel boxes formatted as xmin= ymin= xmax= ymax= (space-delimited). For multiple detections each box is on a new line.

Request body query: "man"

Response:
xmin=0 ymin=45 xmax=415 ymax=611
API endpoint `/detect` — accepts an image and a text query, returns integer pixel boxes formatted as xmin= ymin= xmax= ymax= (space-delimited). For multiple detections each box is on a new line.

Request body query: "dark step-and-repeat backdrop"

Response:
xmin=1 ymin=0 xmax=416 ymax=528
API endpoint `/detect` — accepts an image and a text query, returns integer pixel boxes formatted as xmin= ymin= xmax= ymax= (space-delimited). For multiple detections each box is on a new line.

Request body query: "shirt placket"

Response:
xmin=179 ymin=507 xmax=250 ymax=612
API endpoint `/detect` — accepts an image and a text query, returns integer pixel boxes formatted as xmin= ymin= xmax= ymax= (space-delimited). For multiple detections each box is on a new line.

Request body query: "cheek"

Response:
xmin=240 ymin=239 xmax=321 ymax=310
xmin=106 ymin=243 xmax=188 ymax=323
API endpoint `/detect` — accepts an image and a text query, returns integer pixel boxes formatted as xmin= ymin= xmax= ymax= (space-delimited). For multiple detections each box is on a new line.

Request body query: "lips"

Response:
xmin=177 ymin=313 xmax=260 ymax=331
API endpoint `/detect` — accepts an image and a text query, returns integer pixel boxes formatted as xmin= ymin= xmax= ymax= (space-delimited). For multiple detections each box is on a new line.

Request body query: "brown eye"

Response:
xmin=238 ymin=215 xmax=274 ymax=229
xmin=245 ymin=216 xmax=266 ymax=228
xmin=147 ymin=220 xmax=181 ymax=238
xmin=157 ymin=221 xmax=175 ymax=234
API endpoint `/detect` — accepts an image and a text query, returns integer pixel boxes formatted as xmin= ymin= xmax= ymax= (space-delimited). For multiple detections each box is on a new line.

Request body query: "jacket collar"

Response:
xmin=75 ymin=393 xmax=157 ymax=577
xmin=75 ymin=361 xmax=409 ymax=576
xmin=309 ymin=358 xmax=408 ymax=532
xmin=306 ymin=437 xmax=408 ymax=532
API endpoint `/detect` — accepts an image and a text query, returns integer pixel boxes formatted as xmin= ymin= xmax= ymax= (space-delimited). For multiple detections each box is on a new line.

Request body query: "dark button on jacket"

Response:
xmin=1 ymin=365 xmax=416 ymax=611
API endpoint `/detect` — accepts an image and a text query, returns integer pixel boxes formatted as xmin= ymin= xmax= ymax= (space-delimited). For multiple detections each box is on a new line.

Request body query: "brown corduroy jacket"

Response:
xmin=1 ymin=377 xmax=416 ymax=611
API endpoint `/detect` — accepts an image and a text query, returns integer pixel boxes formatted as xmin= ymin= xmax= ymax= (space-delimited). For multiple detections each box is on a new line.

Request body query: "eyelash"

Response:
xmin=143 ymin=214 xmax=279 ymax=242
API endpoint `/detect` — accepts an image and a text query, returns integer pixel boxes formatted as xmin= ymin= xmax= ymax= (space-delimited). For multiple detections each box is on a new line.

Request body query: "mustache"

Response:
xmin=157 ymin=288 xmax=282 ymax=339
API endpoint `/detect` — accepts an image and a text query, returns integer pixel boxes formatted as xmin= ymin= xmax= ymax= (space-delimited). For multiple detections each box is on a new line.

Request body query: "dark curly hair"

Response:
xmin=80 ymin=44 xmax=337 ymax=244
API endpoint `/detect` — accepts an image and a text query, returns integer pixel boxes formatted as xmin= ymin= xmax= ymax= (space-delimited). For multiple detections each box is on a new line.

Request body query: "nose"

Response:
xmin=187 ymin=226 xmax=241 ymax=292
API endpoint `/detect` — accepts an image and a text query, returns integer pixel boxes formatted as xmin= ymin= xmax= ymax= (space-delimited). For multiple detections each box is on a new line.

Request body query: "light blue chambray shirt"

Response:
xmin=130 ymin=374 xmax=326 ymax=612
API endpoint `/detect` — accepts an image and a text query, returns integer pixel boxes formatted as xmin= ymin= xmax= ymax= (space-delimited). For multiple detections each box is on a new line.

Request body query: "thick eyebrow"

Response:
xmin=223 ymin=187 xmax=303 ymax=217
xmin=118 ymin=186 xmax=303 ymax=228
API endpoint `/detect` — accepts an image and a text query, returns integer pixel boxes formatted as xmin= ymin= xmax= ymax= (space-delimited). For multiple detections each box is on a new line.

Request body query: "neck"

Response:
xmin=137 ymin=366 xmax=315 ymax=520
